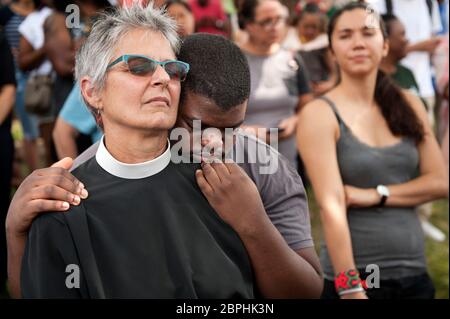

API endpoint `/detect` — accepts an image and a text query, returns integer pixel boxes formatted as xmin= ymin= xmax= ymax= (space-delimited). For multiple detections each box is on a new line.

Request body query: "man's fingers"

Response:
xmin=201 ymin=162 xmax=221 ymax=186
xmin=28 ymin=199 xmax=70 ymax=213
xmin=38 ymin=173 xmax=88 ymax=199
xmin=52 ymin=173 xmax=87 ymax=198
xmin=223 ymin=160 xmax=242 ymax=175
xmin=195 ymin=169 xmax=214 ymax=196
xmin=51 ymin=157 xmax=74 ymax=170
xmin=210 ymin=160 xmax=231 ymax=178
xmin=30 ymin=184 xmax=82 ymax=206
xmin=35 ymin=166 xmax=87 ymax=197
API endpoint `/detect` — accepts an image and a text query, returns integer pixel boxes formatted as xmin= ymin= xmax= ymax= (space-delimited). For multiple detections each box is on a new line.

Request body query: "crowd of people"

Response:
xmin=0 ymin=0 xmax=449 ymax=299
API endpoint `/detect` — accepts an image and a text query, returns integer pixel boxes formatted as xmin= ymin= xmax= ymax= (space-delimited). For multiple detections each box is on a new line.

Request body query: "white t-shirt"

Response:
xmin=370 ymin=0 xmax=443 ymax=98
xmin=18 ymin=7 xmax=53 ymax=76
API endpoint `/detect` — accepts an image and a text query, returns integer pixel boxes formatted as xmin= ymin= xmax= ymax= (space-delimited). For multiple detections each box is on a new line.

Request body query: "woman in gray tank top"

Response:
xmin=237 ymin=0 xmax=314 ymax=168
xmin=297 ymin=2 xmax=448 ymax=299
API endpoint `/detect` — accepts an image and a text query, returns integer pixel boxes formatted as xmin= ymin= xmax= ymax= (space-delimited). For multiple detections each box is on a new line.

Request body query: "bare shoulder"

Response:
xmin=44 ymin=12 xmax=66 ymax=34
xmin=402 ymin=90 xmax=427 ymax=115
xmin=298 ymin=96 xmax=339 ymax=131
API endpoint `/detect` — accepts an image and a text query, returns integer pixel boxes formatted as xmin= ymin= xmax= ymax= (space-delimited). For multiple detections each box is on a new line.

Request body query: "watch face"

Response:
xmin=377 ymin=185 xmax=389 ymax=197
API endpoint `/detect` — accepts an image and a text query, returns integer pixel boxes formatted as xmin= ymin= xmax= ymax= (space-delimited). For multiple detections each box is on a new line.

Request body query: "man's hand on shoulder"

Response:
xmin=6 ymin=157 xmax=88 ymax=237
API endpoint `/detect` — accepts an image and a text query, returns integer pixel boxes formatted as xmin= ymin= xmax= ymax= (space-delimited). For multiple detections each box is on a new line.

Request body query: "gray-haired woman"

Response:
xmin=20 ymin=3 xmax=255 ymax=298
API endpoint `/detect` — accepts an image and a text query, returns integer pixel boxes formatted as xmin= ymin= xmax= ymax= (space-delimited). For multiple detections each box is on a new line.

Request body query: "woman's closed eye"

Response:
xmin=363 ymin=30 xmax=376 ymax=37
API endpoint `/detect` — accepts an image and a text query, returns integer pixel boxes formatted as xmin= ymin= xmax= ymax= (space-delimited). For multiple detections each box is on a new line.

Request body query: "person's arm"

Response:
xmin=406 ymin=37 xmax=441 ymax=54
xmin=295 ymin=53 xmax=315 ymax=110
xmin=277 ymin=115 xmax=298 ymax=140
xmin=17 ymin=36 xmax=46 ymax=72
xmin=442 ymin=125 xmax=449 ymax=175
xmin=53 ymin=117 xmax=80 ymax=159
xmin=196 ymin=161 xmax=323 ymax=298
xmin=343 ymin=92 xmax=448 ymax=208
xmin=43 ymin=13 xmax=75 ymax=77
xmin=0 ymin=84 xmax=15 ymax=125
xmin=277 ymin=53 xmax=315 ymax=138
xmin=278 ymin=56 xmax=314 ymax=140
xmin=6 ymin=158 xmax=87 ymax=298
xmin=297 ymin=99 xmax=367 ymax=299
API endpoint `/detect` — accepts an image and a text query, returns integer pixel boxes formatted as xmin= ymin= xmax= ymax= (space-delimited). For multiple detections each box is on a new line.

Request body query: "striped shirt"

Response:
xmin=0 ymin=6 xmax=26 ymax=63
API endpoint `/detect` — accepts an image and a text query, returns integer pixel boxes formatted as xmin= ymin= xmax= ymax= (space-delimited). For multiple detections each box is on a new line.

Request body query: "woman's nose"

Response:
xmin=150 ymin=65 xmax=171 ymax=87
xmin=352 ymin=33 xmax=367 ymax=49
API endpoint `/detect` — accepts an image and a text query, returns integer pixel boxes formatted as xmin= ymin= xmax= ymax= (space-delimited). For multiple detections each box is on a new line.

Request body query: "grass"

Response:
xmin=427 ymin=200 xmax=449 ymax=299
xmin=306 ymin=187 xmax=449 ymax=299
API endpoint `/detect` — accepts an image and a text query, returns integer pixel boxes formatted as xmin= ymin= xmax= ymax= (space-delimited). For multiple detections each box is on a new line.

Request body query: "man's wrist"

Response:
xmin=5 ymin=217 xmax=28 ymax=241
xmin=233 ymin=209 xmax=271 ymax=239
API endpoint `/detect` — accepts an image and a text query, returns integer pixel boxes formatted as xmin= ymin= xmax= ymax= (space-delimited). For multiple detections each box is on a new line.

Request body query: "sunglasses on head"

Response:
xmin=107 ymin=54 xmax=190 ymax=82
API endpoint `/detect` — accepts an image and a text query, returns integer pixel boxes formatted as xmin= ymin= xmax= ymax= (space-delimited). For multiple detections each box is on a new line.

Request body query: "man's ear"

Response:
xmin=382 ymin=39 xmax=389 ymax=58
xmin=80 ymin=77 xmax=103 ymax=110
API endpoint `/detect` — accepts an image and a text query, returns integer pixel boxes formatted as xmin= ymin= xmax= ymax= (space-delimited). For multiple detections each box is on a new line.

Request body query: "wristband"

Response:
xmin=338 ymin=287 xmax=365 ymax=297
xmin=335 ymin=269 xmax=363 ymax=295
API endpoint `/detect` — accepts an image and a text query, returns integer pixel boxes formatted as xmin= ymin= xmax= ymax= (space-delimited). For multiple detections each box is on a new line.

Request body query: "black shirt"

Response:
xmin=21 ymin=139 xmax=255 ymax=298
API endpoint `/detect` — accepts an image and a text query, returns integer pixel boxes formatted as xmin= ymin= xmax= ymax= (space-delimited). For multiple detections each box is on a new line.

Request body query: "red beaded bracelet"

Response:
xmin=335 ymin=269 xmax=365 ymax=296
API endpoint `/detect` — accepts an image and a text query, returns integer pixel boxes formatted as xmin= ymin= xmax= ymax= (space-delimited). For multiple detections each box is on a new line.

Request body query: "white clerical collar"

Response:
xmin=95 ymin=136 xmax=171 ymax=179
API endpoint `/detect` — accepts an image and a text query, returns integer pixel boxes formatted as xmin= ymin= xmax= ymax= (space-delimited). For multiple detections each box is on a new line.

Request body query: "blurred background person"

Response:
xmin=1 ymin=0 xmax=13 ymax=8
xmin=166 ymin=0 xmax=195 ymax=37
xmin=51 ymin=0 xmax=116 ymax=160
xmin=283 ymin=1 xmax=328 ymax=51
xmin=44 ymin=0 xmax=111 ymax=118
xmin=0 ymin=0 xmax=38 ymax=173
xmin=371 ymin=0 xmax=443 ymax=126
xmin=238 ymin=0 xmax=313 ymax=169
xmin=0 ymin=30 xmax=16 ymax=298
xmin=283 ymin=1 xmax=337 ymax=96
xmin=17 ymin=0 xmax=54 ymax=167
xmin=44 ymin=0 xmax=111 ymax=161
xmin=189 ymin=0 xmax=231 ymax=37
xmin=52 ymin=83 xmax=103 ymax=159
xmin=379 ymin=14 xmax=421 ymax=95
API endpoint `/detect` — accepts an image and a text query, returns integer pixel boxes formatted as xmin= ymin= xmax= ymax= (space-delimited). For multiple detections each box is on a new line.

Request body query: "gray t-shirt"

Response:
xmin=72 ymin=131 xmax=314 ymax=251
xmin=243 ymin=48 xmax=311 ymax=167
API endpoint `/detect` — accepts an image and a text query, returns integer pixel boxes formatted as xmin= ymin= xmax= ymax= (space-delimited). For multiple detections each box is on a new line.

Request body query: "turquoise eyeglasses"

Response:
xmin=107 ymin=54 xmax=190 ymax=82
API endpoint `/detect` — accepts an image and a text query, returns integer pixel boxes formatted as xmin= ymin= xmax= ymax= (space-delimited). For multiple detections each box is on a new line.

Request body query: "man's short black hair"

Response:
xmin=381 ymin=13 xmax=398 ymax=36
xmin=178 ymin=33 xmax=251 ymax=111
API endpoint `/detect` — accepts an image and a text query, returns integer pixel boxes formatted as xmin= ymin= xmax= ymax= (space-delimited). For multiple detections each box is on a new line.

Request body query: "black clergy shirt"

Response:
xmin=21 ymin=137 xmax=255 ymax=298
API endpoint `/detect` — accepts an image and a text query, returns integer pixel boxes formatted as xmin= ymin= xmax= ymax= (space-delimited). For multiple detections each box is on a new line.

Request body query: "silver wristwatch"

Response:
xmin=376 ymin=185 xmax=390 ymax=206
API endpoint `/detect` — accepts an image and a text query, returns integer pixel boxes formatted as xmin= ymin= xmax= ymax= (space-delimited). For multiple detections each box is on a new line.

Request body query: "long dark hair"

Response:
xmin=328 ymin=2 xmax=424 ymax=144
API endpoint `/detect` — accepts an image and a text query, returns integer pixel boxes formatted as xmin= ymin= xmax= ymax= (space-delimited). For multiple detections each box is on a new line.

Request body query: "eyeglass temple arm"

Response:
xmin=107 ymin=56 xmax=126 ymax=69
